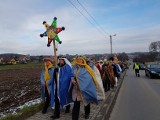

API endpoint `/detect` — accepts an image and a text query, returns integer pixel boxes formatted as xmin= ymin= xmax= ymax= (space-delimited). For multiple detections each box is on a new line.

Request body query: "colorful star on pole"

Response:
xmin=40 ymin=17 xmax=65 ymax=47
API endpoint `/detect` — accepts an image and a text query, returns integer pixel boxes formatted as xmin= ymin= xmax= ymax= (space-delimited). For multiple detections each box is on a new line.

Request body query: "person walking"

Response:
xmin=40 ymin=57 xmax=55 ymax=114
xmin=109 ymin=57 xmax=119 ymax=87
xmin=50 ymin=57 xmax=73 ymax=119
xmin=108 ymin=61 xmax=115 ymax=87
xmin=133 ymin=62 xmax=140 ymax=77
xmin=102 ymin=61 xmax=115 ymax=91
xmin=88 ymin=59 xmax=105 ymax=100
xmin=69 ymin=56 xmax=99 ymax=120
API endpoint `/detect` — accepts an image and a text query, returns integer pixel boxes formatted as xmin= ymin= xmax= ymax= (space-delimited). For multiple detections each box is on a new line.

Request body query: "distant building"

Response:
xmin=10 ymin=58 xmax=17 ymax=64
xmin=0 ymin=57 xmax=3 ymax=64
xmin=18 ymin=55 xmax=28 ymax=63
xmin=2 ymin=58 xmax=17 ymax=65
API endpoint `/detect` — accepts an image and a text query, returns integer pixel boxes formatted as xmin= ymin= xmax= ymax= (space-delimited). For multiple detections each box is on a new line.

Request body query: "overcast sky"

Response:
xmin=0 ymin=0 xmax=160 ymax=55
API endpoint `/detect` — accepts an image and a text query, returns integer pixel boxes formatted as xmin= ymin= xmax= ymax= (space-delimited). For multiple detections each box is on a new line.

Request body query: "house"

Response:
xmin=0 ymin=57 xmax=3 ymax=64
xmin=10 ymin=58 xmax=17 ymax=64
xmin=18 ymin=56 xmax=27 ymax=63
xmin=1 ymin=58 xmax=16 ymax=64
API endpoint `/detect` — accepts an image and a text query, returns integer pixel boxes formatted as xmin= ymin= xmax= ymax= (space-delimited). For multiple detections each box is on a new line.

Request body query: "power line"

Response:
xmin=67 ymin=0 xmax=96 ymax=27
xmin=67 ymin=0 xmax=107 ymax=38
xmin=77 ymin=0 xmax=108 ymax=36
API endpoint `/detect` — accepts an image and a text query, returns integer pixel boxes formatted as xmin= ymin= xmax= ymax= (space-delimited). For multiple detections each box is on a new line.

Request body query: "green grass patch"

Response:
xmin=0 ymin=102 xmax=44 ymax=120
xmin=0 ymin=62 xmax=43 ymax=70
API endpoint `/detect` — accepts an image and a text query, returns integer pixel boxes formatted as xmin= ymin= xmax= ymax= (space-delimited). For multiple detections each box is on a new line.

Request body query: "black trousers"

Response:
xmin=53 ymin=68 xmax=71 ymax=116
xmin=54 ymin=94 xmax=60 ymax=116
xmin=72 ymin=100 xmax=90 ymax=120
xmin=54 ymin=91 xmax=71 ymax=115
xmin=135 ymin=69 xmax=140 ymax=77
xmin=54 ymin=68 xmax=60 ymax=116
xmin=43 ymin=87 xmax=50 ymax=111
xmin=103 ymin=76 xmax=110 ymax=92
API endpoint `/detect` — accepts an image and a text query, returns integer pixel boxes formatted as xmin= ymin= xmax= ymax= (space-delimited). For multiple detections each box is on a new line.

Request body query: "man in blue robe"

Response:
xmin=50 ymin=57 xmax=73 ymax=119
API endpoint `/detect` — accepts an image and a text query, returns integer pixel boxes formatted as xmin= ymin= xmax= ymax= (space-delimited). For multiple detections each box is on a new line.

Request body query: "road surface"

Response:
xmin=109 ymin=66 xmax=160 ymax=120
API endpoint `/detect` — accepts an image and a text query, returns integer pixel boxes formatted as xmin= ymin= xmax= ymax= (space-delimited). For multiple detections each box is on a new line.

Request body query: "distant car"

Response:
xmin=145 ymin=63 xmax=160 ymax=79
xmin=139 ymin=63 xmax=145 ymax=70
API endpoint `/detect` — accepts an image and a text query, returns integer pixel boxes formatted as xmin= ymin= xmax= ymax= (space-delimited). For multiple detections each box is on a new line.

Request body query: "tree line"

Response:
xmin=133 ymin=41 xmax=160 ymax=63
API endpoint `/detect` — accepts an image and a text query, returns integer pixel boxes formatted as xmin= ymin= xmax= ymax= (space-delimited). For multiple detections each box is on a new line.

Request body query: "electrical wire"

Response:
xmin=67 ymin=0 xmax=107 ymax=38
xmin=67 ymin=0 xmax=96 ymax=27
xmin=77 ymin=0 xmax=108 ymax=36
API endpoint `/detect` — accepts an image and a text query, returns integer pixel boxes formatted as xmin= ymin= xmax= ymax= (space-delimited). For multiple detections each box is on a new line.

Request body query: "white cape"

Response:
xmin=93 ymin=66 xmax=105 ymax=100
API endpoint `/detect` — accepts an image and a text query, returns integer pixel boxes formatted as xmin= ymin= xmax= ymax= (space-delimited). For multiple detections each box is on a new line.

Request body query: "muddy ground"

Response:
xmin=0 ymin=65 xmax=43 ymax=114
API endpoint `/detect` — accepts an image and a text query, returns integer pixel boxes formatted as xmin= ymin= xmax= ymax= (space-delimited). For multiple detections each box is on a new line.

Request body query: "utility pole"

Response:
xmin=110 ymin=34 xmax=116 ymax=55
xmin=110 ymin=35 xmax=112 ymax=55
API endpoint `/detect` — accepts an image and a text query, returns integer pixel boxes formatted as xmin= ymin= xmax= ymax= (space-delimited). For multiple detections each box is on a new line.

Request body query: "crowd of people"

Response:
xmin=40 ymin=55 xmax=128 ymax=120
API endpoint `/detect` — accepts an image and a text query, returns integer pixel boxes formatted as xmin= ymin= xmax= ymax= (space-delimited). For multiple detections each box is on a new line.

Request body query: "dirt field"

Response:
xmin=0 ymin=64 xmax=43 ymax=114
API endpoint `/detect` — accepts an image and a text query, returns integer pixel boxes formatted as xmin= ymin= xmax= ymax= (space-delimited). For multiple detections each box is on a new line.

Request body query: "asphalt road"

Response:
xmin=109 ymin=67 xmax=160 ymax=120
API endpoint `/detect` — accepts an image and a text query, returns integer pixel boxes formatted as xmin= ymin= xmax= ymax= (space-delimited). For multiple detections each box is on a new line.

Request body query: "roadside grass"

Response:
xmin=0 ymin=102 xmax=44 ymax=120
xmin=0 ymin=62 xmax=43 ymax=70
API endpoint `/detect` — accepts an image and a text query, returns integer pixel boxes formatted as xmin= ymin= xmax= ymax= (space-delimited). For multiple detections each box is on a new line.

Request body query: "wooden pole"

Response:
xmin=53 ymin=40 xmax=58 ymax=67
xmin=53 ymin=40 xmax=58 ymax=98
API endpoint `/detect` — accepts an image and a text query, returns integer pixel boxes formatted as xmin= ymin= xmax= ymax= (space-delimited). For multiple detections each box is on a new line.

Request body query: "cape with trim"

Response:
xmin=72 ymin=65 xmax=98 ymax=105
xmin=89 ymin=61 xmax=105 ymax=100
xmin=40 ymin=67 xmax=55 ymax=107
xmin=58 ymin=64 xmax=73 ymax=107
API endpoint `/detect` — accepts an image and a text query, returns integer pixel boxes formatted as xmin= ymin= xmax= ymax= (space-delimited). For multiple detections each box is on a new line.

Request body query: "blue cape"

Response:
xmin=40 ymin=65 xmax=73 ymax=108
xmin=40 ymin=67 xmax=55 ymax=107
xmin=58 ymin=64 xmax=73 ymax=107
xmin=72 ymin=66 xmax=98 ymax=105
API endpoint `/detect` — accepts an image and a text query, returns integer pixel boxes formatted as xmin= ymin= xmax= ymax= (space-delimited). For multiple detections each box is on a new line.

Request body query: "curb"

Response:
xmin=93 ymin=70 xmax=127 ymax=120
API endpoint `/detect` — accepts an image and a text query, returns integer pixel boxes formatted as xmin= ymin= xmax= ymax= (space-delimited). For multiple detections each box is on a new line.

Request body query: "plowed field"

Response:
xmin=0 ymin=64 xmax=43 ymax=114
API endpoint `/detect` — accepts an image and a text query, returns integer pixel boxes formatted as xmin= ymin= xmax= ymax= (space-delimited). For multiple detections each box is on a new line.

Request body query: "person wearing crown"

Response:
xmin=68 ymin=56 xmax=99 ymax=120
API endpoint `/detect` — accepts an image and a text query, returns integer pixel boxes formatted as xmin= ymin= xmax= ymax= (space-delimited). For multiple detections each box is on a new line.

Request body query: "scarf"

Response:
xmin=44 ymin=62 xmax=53 ymax=82
xmin=75 ymin=57 xmax=99 ymax=88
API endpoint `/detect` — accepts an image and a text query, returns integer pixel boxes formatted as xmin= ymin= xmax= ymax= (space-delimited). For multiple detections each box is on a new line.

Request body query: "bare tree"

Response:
xmin=133 ymin=52 xmax=159 ymax=63
xmin=149 ymin=41 xmax=160 ymax=52
xmin=117 ymin=52 xmax=129 ymax=62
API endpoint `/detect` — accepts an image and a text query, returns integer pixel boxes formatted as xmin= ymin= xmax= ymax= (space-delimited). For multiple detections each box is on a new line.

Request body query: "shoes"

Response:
xmin=65 ymin=104 xmax=70 ymax=113
xmin=111 ymin=85 xmax=114 ymax=89
xmin=85 ymin=115 xmax=89 ymax=119
xmin=50 ymin=115 xmax=60 ymax=119
xmin=41 ymin=108 xmax=47 ymax=114
xmin=65 ymin=109 xmax=70 ymax=113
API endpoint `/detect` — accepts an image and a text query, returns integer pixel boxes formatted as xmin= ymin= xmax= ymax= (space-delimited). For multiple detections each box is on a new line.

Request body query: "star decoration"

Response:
xmin=40 ymin=17 xmax=65 ymax=47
